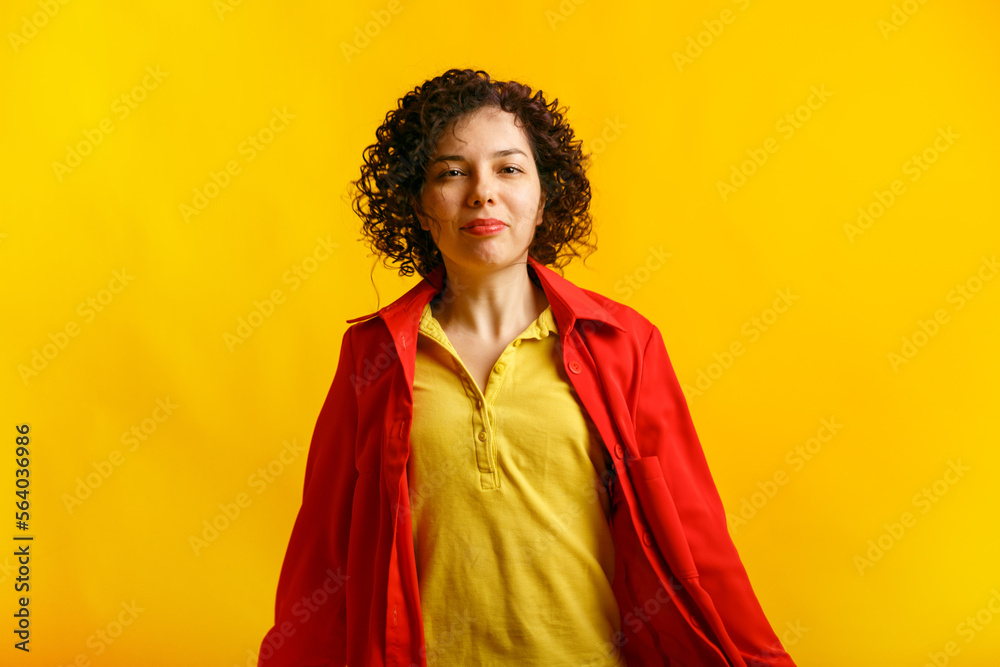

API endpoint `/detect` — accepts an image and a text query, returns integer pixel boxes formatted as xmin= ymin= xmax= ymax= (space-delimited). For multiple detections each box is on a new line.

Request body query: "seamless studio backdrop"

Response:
xmin=1 ymin=0 xmax=999 ymax=665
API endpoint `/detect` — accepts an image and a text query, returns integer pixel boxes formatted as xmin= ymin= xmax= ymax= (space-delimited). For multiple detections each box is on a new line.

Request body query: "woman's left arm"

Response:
xmin=633 ymin=324 xmax=797 ymax=667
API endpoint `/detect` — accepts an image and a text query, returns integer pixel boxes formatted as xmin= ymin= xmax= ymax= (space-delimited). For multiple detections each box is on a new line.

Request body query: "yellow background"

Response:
xmin=1 ymin=0 xmax=998 ymax=665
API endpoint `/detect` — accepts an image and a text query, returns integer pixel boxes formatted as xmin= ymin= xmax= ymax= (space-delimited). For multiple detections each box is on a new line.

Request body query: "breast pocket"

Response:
xmin=626 ymin=455 xmax=699 ymax=580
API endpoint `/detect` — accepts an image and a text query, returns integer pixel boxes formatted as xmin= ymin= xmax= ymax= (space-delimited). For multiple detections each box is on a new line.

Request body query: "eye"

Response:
xmin=500 ymin=166 xmax=522 ymax=174
xmin=437 ymin=168 xmax=463 ymax=179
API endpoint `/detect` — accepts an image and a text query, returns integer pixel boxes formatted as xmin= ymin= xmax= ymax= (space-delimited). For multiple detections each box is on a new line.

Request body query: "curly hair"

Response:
xmin=350 ymin=68 xmax=596 ymax=279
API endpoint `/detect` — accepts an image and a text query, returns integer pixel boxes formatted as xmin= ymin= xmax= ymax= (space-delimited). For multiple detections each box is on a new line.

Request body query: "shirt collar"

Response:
xmin=346 ymin=254 xmax=628 ymax=338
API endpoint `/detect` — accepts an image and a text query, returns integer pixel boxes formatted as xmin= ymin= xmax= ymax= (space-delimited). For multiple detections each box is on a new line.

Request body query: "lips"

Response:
xmin=462 ymin=218 xmax=506 ymax=229
xmin=461 ymin=218 xmax=508 ymax=237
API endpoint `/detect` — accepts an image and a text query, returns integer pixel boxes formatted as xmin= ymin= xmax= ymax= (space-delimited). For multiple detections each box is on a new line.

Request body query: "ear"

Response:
xmin=535 ymin=191 xmax=546 ymax=227
xmin=410 ymin=195 xmax=430 ymax=231
xmin=416 ymin=212 xmax=429 ymax=231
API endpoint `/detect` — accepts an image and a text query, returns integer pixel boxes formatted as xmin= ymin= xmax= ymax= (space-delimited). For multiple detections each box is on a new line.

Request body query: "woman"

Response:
xmin=258 ymin=68 xmax=797 ymax=667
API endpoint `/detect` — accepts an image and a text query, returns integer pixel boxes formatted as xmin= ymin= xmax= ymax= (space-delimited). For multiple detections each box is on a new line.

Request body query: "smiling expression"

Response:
xmin=414 ymin=106 xmax=546 ymax=275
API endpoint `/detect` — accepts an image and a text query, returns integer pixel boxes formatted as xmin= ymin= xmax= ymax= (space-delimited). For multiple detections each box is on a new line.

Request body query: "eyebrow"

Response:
xmin=430 ymin=148 xmax=528 ymax=163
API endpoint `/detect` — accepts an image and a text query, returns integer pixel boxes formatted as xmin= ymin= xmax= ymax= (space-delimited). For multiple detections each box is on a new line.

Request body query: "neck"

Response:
xmin=430 ymin=259 xmax=548 ymax=340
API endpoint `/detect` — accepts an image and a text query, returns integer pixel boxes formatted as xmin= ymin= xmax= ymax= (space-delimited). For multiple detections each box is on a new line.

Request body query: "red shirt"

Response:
xmin=258 ymin=254 xmax=797 ymax=667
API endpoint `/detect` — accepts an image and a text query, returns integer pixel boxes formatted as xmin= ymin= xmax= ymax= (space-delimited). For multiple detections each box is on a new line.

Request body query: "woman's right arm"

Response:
xmin=258 ymin=327 xmax=359 ymax=667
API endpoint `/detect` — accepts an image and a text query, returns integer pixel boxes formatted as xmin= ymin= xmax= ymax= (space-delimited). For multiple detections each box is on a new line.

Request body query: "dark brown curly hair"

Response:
xmin=350 ymin=68 xmax=596 ymax=279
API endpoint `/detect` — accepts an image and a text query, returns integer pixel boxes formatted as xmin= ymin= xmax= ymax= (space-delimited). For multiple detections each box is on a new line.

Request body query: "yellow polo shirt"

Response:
xmin=407 ymin=298 xmax=626 ymax=666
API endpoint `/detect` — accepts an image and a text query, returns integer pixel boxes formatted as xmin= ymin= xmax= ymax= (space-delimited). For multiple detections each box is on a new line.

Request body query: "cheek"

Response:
xmin=511 ymin=185 xmax=541 ymax=210
xmin=427 ymin=186 xmax=460 ymax=212
xmin=418 ymin=190 xmax=445 ymax=224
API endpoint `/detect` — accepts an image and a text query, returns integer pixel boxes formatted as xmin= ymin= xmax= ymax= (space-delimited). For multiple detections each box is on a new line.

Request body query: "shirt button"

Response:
xmin=475 ymin=400 xmax=482 ymax=409
xmin=642 ymin=530 xmax=653 ymax=547
xmin=614 ymin=444 xmax=624 ymax=459
xmin=495 ymin=363 xmax=505 ymax=374
xmin=568 ymin=360 xmax=582 ymax=374
xmin=477 ymin=431 xmax=487 ymax=441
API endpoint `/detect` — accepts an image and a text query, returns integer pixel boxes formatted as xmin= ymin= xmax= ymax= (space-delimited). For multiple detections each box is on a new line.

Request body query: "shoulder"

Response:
xmin=332 ymin=316 xmax=396 ymax=366
xmin=567 ymin=281 xmax=660 ymax=345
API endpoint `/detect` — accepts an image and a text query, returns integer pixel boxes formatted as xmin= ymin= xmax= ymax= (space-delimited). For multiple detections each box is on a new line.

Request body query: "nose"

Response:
xmin=467 ymin=170 xmax=495 ymax=207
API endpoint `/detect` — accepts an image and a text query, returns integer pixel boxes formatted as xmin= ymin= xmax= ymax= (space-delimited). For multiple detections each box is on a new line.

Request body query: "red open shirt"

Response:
xmin=258 ymin=254 xmax=797 ymax=667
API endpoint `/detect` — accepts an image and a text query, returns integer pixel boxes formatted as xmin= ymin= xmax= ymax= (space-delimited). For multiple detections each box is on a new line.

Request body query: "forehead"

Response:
xmin=432 ymin=107 xmax=530 ymax=154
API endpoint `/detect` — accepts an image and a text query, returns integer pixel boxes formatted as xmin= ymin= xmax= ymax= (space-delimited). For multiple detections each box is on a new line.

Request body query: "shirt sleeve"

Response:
xmin=258 ymin=327 xmax=359 ymax=667
xmin=634 ymin=324 xmax=797 ymax=667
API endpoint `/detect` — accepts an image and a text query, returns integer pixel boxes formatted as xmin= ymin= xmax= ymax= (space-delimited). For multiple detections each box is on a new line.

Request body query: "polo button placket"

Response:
xmin=418 ymin=304 xmax=557 ymax=494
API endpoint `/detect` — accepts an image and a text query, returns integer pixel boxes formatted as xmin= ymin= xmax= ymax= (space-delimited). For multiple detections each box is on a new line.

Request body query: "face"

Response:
xmin=414 ymin=106 xmax=545 ymax=277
